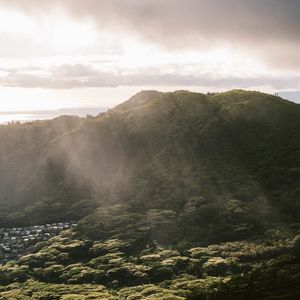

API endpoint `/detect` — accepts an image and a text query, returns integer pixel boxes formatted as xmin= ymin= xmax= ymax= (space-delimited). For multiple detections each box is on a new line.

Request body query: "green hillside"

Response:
xmin=0 ymin=89 xmax=300 ymax=299
xmin=0 ymin=90 xmax=299 ymax=246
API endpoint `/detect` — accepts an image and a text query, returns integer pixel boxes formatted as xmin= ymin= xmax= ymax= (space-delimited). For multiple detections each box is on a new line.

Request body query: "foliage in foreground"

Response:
xmin=0 ymin=230 xmax=299 ymax=299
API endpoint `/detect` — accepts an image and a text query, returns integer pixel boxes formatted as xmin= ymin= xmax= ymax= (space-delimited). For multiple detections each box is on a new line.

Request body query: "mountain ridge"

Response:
xmin=0 ymin=89 xmax=298 ymax=247
xmin=0 ymin=89 xmax=299 ymax=299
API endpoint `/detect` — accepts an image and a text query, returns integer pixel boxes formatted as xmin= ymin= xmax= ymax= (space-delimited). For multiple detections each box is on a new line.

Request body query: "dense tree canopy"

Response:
xmin=0 ymin=90 xmax=299 ymax=246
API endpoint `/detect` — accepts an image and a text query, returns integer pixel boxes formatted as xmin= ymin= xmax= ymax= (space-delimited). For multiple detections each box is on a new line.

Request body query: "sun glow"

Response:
xmin=0 ymin=8 xmax=35 ymax=35
xmin=115 ymin=37 xmax=267 ymax=78
xmin=0 ymin=6 xmax=99 ymax=57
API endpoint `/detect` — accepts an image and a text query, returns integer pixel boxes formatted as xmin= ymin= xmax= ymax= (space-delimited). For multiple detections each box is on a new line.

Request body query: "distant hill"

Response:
xmin=0 ymin=90 xmax=299 ymax=247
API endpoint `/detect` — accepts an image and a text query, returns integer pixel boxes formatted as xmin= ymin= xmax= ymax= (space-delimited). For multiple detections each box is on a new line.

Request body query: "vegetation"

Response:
xmin=0 ymin=90 xmax=299 ymax=298
xmin=0 ymin=90 xmax=299 ymax=244
xmin=0 ymin=230 xmax=299 ymax=299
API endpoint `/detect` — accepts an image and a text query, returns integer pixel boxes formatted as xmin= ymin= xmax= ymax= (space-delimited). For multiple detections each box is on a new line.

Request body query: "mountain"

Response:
xmin=0 ymin=89 xmax=300 ymax=299
xmin=0 ymin=89 xmax=299 ymax=247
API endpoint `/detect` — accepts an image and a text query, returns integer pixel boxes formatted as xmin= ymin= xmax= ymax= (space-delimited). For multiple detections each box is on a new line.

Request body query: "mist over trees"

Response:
xmin=0 ymin=90 xmax=299 ymax=299
xmin=0 ymin=89 xmax=299 ymax=247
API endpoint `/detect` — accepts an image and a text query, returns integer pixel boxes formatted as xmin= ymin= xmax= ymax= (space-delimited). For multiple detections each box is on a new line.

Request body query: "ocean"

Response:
xmin=0 ymin=107 xmax=106 ymax=124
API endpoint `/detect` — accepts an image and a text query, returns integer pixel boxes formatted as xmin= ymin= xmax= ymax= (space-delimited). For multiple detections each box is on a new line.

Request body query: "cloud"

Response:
xmin=1 ymin=0 xmax=300 ymax=69
xmin=0 ymin=63 xmax=299 ymax=90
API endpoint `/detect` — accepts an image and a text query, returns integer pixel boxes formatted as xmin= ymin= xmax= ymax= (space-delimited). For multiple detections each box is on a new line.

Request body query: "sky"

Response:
xmin=0 ymin=0 xmax=299 ymax=119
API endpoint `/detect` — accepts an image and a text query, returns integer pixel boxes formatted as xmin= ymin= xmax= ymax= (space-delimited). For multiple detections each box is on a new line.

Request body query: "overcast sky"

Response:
xmin=0 ymin=0 xmax=299 ymax=113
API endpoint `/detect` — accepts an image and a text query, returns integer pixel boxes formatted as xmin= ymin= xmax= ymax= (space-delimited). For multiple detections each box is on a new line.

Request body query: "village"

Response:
xmin=0 ymin=222 xmax=77 ymax=264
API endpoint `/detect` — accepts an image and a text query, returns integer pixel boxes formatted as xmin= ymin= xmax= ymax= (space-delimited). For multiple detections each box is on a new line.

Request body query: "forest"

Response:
xmin=0 ymin=90 xmax=299 ymax=299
